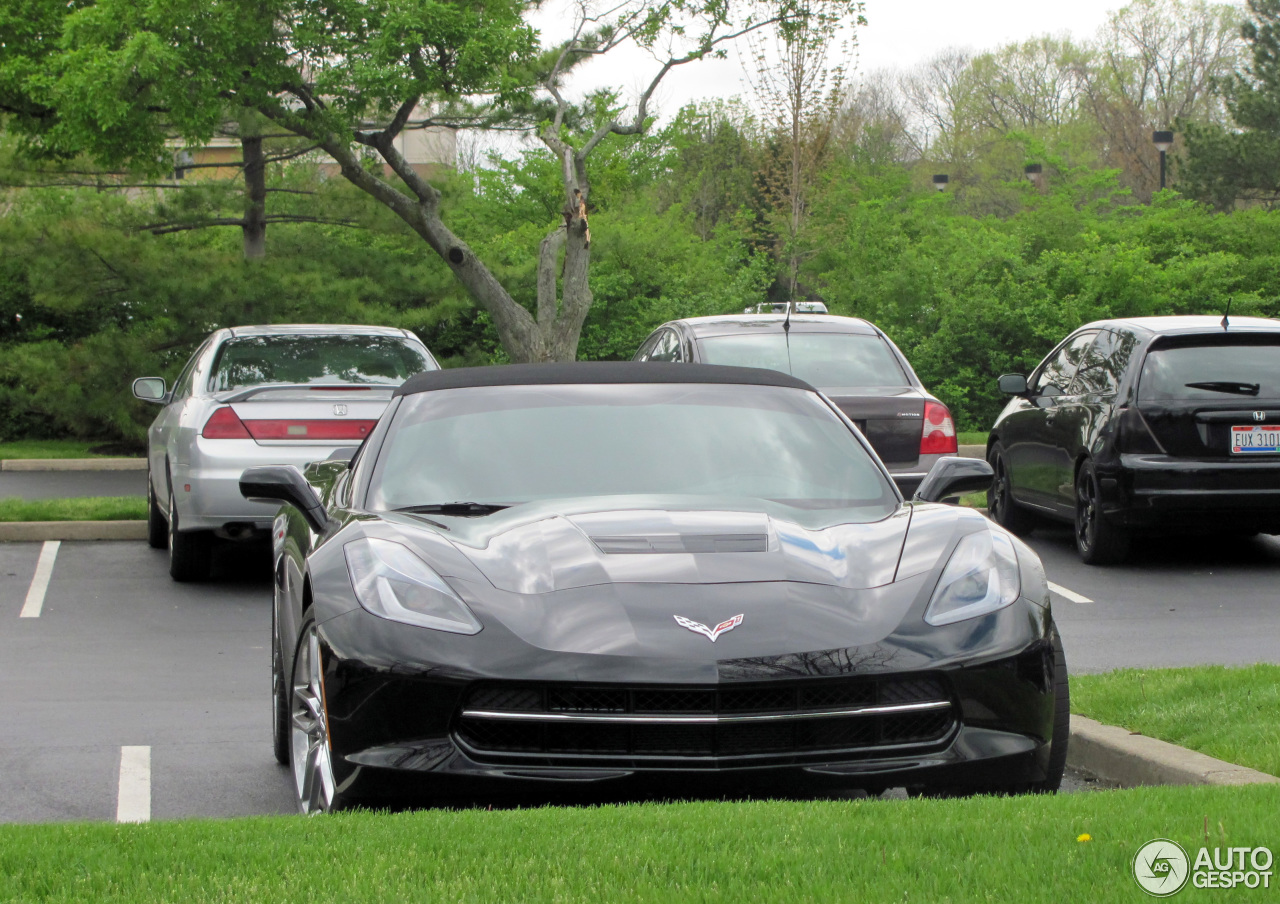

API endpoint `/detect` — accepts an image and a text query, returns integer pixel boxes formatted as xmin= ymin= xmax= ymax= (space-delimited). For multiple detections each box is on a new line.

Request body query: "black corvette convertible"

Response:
xmin=241 ymin=363 xmax=1068 ymax=813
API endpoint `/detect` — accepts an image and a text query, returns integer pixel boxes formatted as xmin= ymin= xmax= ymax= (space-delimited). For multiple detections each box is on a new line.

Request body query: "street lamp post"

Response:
xmin=1152 ymin=130 xmax=1174 ymax=191
xmin=931 ymin=174 xmax=949 ymax=192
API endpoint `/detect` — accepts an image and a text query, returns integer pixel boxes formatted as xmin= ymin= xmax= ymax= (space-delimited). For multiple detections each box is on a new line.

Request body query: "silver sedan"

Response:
xmin=133 ymin=324 xmax=438 ymax=581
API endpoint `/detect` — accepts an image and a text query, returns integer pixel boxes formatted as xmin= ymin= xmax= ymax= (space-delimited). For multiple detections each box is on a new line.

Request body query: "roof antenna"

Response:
xmin=1221 ymin=297 xmax=1232 ymax=330
xmin=783 ymin=300 xmax=793 ymax=333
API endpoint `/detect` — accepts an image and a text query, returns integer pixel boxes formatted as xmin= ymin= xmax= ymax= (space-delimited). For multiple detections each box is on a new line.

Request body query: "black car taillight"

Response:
xmin=1115 ymin=407 xmax=1164 ymax=454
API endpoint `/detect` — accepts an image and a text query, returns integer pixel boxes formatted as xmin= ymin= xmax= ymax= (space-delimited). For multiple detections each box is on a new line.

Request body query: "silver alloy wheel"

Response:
xmin=291 ymin=624 xmax=336 ymax=814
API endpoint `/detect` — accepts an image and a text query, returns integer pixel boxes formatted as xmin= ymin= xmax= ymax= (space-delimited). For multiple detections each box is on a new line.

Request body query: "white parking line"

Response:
xmin=1048 ymin=581 xmax=1093 ymax=604
xmin=19 ymin=541 xmax=60 ymax=618
xmin=116 ymin=746 xmax=151 ymax=823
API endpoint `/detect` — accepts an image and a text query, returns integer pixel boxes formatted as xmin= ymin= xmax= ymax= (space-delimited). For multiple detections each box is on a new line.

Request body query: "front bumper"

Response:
xmin=312 ymin=603 xmax=1057 ymax=798
xmin=1110 ymin=454 xmax=1280 ymax=530
xmin=174 ymin=438 xmax=347 ymax=531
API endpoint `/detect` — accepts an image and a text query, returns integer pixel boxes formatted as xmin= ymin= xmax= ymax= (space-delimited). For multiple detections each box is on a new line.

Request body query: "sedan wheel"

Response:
xmin=146 ymin=468 xmax=167 ymax=550
xmin=291 ymin=619 xmax=338 ymax=814
xmin=167 ymin=481 xmax=212 ymax=582
xmin=1074 ymin=461 xmax=1129 ymax=566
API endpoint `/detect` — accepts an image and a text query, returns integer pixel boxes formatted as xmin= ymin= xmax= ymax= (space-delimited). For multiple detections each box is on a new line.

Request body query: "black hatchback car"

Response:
xmin=987 ymin=315 xmax=1280 ymax=564
xmin=633 ymin=314 xmax=958 ymax=495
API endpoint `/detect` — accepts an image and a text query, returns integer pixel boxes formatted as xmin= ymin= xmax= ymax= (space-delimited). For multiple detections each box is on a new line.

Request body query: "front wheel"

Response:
xmin=986 ymin=443 xmax=1036 ymax=535
xmin=290 ymin=614 xmax=359 ymax=813
xmin=1028 ymin=629 xmax=1069 ymax=793
xmin=271 ymin=605 xmax=290 ymax=766
xmin=1075 ymin=460 xmax=1130 ymax=566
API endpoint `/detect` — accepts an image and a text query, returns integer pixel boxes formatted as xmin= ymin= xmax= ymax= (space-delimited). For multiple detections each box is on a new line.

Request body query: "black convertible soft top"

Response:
xmin=394 ymin=361 xmax=815 ymax=396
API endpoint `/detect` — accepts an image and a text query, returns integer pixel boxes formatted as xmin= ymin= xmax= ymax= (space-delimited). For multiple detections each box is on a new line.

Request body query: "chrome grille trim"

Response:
xmin=460 ymin=700 xmax=951 ymax=725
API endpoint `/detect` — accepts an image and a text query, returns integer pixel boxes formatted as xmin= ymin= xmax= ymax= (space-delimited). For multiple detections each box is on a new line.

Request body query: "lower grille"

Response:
xmin=456 ymin=676 xmax=954 ymax=764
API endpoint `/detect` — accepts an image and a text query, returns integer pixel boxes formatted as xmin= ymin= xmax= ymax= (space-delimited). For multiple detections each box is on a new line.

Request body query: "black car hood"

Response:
xmin=382 ymin=497 xmax=921 ymax=594
xmin=343 ymin=500 xmax=990 ymax=660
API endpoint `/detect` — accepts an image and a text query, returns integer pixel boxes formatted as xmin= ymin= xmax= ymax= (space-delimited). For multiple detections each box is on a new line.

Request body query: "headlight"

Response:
xmin=924 ymin=529 xmax=1021 ymax=626
xmin=344 ymin=538 xmax=482 ymax=635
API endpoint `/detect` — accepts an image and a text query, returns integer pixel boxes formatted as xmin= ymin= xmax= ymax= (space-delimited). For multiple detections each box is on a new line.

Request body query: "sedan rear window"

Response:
xmin=370 ymin=384 xmax=897 ymax=517
xmin=1138 ymin=337 xmax=1280 ymax=400
xmin=698 ymin=333 xmax=908 ymax=388
xmin=209 ymin=335 xmax=434 ymax=392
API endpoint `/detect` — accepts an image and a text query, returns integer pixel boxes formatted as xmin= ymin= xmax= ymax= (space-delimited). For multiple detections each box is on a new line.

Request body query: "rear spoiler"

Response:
xmin=217 ymin=384 xmax=398 ymax=403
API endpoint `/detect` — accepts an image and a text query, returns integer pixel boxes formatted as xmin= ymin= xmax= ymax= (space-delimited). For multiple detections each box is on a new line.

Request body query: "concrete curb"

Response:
xmin=1068 ymin=715 xmax=1280 ymax=788
xmin=957 ymin=444 xmax=985 ymax=460
xmin=1 ymin=457 xmax=146 ymax=472
xmin=0 ymin=521 xmax=147 ymax=542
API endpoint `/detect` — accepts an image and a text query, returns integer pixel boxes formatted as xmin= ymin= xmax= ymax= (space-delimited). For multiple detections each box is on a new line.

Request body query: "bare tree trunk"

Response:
xmin=241 ymin=134 xmax=267 ymax=260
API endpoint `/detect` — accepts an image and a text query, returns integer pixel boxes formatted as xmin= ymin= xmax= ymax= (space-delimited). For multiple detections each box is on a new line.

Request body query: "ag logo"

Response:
xmin=1134 ymin=839 xmax=1190 ymax=896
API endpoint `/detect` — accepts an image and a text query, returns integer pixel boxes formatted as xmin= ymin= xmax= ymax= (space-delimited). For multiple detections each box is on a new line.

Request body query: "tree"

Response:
xmin=748 ymin=4 xmax=860 ymax=300
xmin=1182 ymin=0 xmax=1280 ymax=207
xmin=10 ymin=0 xmax=847 ymax=362
xmin=1081 ymin=0 xmax=1243 ymax=199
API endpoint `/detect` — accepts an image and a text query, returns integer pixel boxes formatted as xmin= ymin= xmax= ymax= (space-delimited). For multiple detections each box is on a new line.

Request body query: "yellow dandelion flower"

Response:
xmin=1077 ymin=833 xmax=1092 ymax=843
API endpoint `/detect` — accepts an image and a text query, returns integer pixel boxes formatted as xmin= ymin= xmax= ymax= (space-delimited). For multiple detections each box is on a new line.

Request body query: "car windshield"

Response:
xmin=209 ymin=335 xmax=433 ymax=391
xmin=368 ymin=384 xmax=897 ymax=516
xmin=697 ymin=332 xmax=909 ymax=387
xmin=1138 ymin=337 xmax=1280 ymax=400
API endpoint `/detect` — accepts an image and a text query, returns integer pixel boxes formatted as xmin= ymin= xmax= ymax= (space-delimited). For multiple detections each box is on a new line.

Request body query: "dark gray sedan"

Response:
xmin=633 ymin=314 xmax=957 ymax=496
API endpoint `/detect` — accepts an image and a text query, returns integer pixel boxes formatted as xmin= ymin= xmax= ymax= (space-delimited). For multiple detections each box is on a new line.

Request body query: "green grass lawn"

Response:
xmin=0 ymin=496 xmax=147 ymax=522
xmin=1071 ymin=664 xmax=1280 ymax=778
xmin=956 ymin=431 xmax=988 ymax=446
xmin=0 ymin=785 xmax=1276 ymax=903
xmin=0 ymin=440 xmax=118 ymax=460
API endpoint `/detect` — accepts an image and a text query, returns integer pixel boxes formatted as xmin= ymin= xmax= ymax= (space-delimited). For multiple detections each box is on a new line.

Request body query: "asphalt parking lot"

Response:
xmin=2 ymin=530 xmax=1275 ymax=823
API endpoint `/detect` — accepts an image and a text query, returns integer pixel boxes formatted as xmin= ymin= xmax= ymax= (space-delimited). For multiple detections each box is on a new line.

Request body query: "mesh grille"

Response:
xmin=457 ymin=674 xmax=953 ymax=763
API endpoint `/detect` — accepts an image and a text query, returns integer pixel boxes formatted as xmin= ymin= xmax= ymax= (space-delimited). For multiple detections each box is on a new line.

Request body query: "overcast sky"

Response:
xmin=529 ymin=0 xmax=1128 ymax=121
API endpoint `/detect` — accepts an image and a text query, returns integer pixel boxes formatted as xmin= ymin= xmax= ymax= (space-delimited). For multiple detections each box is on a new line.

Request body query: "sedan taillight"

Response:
xmin=202 ymin=406 xmax=252 ymax=439
xmin=920 ymin=401 xmax=958 ymax=455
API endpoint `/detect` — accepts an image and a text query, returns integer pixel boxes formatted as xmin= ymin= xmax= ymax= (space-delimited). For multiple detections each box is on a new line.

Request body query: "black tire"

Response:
xmin=146 ymin=467 xmax=167 ymax=550
xmin=1075 ymin=460 xmax=1130 ymax=565
xmin=167 ymin=480 xmax=213 ymax=582
xmin=1029 ymin=628 xmax=1070 ymax=794
xmin=986 ymin=442 xmax=1036 ymax=535
xmin=271 ymin=604 xmax=290 ymax=766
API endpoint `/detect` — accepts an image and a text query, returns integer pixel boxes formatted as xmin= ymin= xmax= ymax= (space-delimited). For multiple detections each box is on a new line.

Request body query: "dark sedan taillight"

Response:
xmin=201 ymin=406 xmax=252 ymax=439
xmin=1115 ymin=407 xmax=1164 ymax=454
xmin=920 ymin=401 xmax=958 ymax=455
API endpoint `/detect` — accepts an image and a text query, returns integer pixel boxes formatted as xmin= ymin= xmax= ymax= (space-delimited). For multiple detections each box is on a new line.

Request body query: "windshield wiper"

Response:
xmin=1184 ymin=381 xmax=1261 ymax=396
xmin=392 ymin=502 xmax=510 ymax=516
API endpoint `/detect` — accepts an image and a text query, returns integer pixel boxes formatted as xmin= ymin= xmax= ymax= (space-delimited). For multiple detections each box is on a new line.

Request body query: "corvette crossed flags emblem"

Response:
xmin=673 ymin=614 xmax=744 ymax=642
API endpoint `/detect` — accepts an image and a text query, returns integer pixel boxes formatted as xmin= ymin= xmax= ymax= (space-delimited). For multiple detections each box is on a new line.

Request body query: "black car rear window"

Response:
xmin=209 ymin=335 xmax=434 ymax=391
xmin=1138 ymin=335 xmax=1280 ymax=401
xmin=698 ymin=332 xmax=909 ymax=387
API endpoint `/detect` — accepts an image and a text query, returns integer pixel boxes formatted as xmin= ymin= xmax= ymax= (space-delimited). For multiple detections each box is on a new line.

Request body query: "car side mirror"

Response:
xmin=240 ymin=465 xmax=330 ymax=534
xmin=913 ymin=456 xmax=994 ymax=505
xmin=132 ymin=377 xmax=167 ymax=403
xmin=997 ymin=374 xmax=1028 ymax=395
